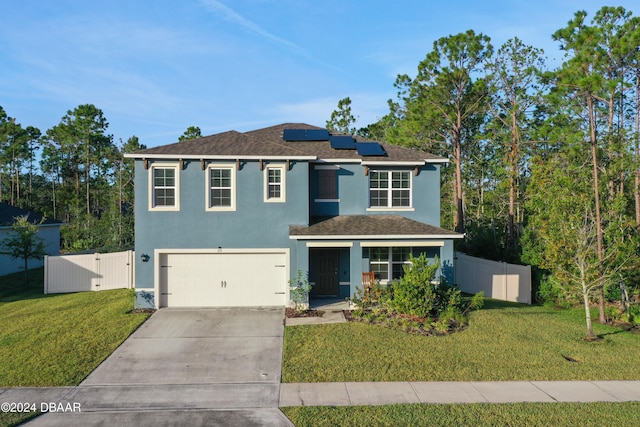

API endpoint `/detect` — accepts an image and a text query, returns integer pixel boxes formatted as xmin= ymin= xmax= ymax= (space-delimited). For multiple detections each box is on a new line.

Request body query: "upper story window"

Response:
xmin=264 ymin=164 xmax=286 ymax=202
xmin=206 ymin=165 xmax=236 ymax=211
xmin=316 ymin=166 xmax=338 ymax=201
xmin=369 ymin=170 xmax=411 ymax=209
xmin=149 ymin=164 xmax=180 ymax=211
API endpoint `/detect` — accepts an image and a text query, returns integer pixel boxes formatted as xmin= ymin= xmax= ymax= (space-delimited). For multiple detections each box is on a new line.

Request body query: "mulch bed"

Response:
xmin=285 ymin=307 xmax=323 ymax=318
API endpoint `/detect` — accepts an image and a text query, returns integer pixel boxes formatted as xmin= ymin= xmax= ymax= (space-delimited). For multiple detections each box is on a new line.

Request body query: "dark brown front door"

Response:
xmin=315 ymin=249 xmax=339 ymax=296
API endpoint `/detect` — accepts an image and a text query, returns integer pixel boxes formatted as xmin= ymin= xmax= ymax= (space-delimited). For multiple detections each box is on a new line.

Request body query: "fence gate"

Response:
xmin=44 ymin=250 xmax=134 ymax=294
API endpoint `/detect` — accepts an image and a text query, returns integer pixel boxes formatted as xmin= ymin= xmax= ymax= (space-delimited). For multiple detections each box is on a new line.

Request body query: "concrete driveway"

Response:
xmin=27 ymin=307 xmax=293 ymax=426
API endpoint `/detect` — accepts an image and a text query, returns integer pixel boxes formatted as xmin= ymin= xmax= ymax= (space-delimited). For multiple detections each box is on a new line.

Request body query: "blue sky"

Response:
xmin=1 ymin=1 xmax=639 ymax=149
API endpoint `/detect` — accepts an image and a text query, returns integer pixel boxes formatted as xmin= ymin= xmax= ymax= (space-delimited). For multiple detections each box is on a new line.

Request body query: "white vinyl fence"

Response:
xmin=454 ymin=252 xmax=531 ymax=304
xmin=44 ymin=250 xmax=134 ymax=294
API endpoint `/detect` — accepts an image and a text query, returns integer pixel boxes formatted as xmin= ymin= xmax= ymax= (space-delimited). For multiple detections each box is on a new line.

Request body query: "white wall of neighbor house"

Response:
xmin=0 ymin=224 xmax=60 ymax=277
xmin=454 ymin=252 xmax=532 ymax=304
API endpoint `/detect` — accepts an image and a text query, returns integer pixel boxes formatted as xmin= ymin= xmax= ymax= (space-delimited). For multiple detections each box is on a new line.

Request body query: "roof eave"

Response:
xmin=124 ymin=153 xmax=317 ymax=161
xmin=289 ymin=234 xmax=464 ymax=240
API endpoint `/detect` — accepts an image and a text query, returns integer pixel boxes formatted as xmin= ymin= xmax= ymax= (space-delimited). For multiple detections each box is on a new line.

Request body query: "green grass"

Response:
xmin=0 ymin=411 xmax=40 ymax=427
xmin=0 ymin=269 xmax=150 ymax=387
xmin=282 ymin=299 xmax=640 ymax=382
xmin=281 ymin=402 xmax=640 ymax=427
xmin=0 ymin=267 xmax=45 ymax=301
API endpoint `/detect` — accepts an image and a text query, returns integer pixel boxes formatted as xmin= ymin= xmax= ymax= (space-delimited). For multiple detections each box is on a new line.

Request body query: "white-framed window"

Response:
xmin=264 ymin=164 xmax=286 ymax=202
xmin=206 ymin=165 xmax=236 ymax=211
xmin=369 ymin=170 xmax=412 ymax=209
xmin=369 ymin=247 xmax=412 ymax=282
xmin=149 ymin=163 xmax=180 ymax=211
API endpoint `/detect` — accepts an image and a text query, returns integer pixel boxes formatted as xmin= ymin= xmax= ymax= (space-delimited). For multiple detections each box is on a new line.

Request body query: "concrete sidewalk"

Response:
xmin=3 ymin=380 xmax=639 ymax=411
xmin=279 ymin=380 xmax=640 ymax=406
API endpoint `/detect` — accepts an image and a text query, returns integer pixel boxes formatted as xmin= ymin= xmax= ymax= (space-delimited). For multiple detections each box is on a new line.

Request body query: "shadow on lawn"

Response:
xmin=470 ymin=297 xmax=530 ymax=310
xmin=0 ymin=267 xmax=51 ymax=302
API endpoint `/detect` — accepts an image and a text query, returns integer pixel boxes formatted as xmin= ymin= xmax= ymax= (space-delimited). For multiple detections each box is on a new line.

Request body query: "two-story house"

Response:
xmin=126 ymin=123 xmax=462 ymax=309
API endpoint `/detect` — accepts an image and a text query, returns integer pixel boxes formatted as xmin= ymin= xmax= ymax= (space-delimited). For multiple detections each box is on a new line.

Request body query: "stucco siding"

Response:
xmin=309 ymin=163 xmax=441 ymax=225
xmin=0 ymin=224 xmax=60 ymax=276
xmin=135 ymin=159 xmax=309 ymax=290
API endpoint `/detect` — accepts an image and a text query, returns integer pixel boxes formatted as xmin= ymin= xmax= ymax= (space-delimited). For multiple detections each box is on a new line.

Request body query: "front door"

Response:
xmin=314 ymin=249 xmax=339 ymax=296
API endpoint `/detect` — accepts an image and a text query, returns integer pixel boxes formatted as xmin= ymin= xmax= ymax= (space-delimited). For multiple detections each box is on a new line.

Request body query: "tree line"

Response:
xmin=327 ymin=6 xmax=640 ymax=333
xmin=0 ymin=104 xmax=145 ymax=252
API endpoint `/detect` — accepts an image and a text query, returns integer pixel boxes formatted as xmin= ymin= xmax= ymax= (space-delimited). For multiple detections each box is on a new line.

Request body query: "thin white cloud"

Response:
xmin=199 ymin=0 xmax=304 ymax=54
xmin=199 ymin=0 xmax=347 ymax=74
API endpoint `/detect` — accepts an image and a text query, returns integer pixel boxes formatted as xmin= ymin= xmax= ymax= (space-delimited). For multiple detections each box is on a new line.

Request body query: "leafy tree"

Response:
xmin=390 ymin=30 xmax=493 ymax=233
xmin=0 ymin=215 xmax=46 ymax=283
xmin=485 ymin=37 xmax=547 ymax=248
xmin=326 ymin=97 xmax=357 ymax=135
xmin=179 ymin=126 xmax=202 ymax=141
xmin=551 ymin=7 xmax=640 ymax=322
xmin=42 ymin=104 xmax=115 ymax=251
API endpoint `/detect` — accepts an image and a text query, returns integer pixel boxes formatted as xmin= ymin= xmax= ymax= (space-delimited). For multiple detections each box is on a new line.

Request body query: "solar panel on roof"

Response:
xmin=356 ymin=142 xmax=386 ymax=156
xmin=329 ymin=135 xmax=356 ymax=149
xmin=283 ymin=129 xmax=307 ymax=141
xmin=305 ymin=129 xmax=330 ymax=141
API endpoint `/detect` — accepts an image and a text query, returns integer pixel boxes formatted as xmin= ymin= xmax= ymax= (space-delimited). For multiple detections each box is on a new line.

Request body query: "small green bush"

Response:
xmin=391 ymin=254 xmax=439 ymax=317
xmin=349 ymin=254 xmax=483 ymax=335
xmin=289 ymin=270 xmax=312 ymax=312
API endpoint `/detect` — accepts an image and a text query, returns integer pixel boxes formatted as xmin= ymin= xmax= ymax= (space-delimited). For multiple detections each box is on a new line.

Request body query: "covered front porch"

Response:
xmin=289 ymin=215 xmax=463 ymax=302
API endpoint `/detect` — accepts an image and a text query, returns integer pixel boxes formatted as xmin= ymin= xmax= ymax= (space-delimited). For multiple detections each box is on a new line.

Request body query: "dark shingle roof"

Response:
xmin=128 ymin=123 xmax=446 ymax=163
xmin=289 ymin=215 xmax=462 ymax=238
xmin=0 ymin=203 xmax=61 ymax=227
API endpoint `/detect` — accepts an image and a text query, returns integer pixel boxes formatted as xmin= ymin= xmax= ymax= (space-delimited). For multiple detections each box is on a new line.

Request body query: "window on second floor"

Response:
xmin=206 ymin=165 xmax=235 ymax=211
xmin=264 ymin=164 xmax=286 ymax=202
xmin=369 ymin=170 xmax=411 ymax=209
xmin=317 ymin=169 xmax=337 ymax=200
xmin=149 ymin=164 xmax=179 ymax=211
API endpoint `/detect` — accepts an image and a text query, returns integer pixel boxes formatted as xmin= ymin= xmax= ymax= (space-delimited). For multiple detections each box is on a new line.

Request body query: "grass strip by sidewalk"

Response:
xmin=281 ymin=402 xmax=640 ymax=427
xmin=0 ymin=269 xmax=150 ymax=387
xmin=282 ymin=299 xmax=640 ymax=382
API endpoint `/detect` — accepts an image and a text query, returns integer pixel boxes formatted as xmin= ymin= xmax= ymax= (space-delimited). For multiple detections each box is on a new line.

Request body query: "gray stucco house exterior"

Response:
xmin=0 ymin=202 xmax=61 ymax=277
xmin=126 ymin=123 xmax=462 ymax=309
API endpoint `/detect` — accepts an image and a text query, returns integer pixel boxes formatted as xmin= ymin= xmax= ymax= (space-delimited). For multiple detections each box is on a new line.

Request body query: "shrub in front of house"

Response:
xmin=350 ymin=254 xmax=483 ymax=335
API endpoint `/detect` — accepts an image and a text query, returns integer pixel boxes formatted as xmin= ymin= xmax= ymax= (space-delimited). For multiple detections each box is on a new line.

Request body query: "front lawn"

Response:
xmin=0 ymin=269 xmax=150 ymax=387
xmin=282 ymin=299 xmax=640 ymax=382
xmin=282 ymin=402 xmax=640 ymax=427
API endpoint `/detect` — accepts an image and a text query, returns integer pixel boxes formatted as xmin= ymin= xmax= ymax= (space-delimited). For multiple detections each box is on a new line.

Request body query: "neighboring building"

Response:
xmin=125 ymin=123 xmax=462 ymax=309
xmin=0 ymin=202 xmax=62 ymax=276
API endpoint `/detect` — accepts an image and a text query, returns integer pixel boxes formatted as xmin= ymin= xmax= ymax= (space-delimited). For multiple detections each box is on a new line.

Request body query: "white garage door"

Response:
xmin=159 ymin=251 xmax=288 ymax=307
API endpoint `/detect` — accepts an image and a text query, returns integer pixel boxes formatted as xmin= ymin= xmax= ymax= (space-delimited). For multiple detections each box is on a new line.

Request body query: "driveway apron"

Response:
xmin=26 ymin=307 xmax=293 ymax=426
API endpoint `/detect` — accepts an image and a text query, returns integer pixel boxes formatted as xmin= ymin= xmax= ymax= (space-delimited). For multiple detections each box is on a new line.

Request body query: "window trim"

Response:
xmin=369 ymin=247 xmax=412 ymax=283
xmin=206 ymin=164 xmax=236 ymax=211
xmin=149 ymin=163 xmax=180 ymax=211
xmin=368 ymin=170 xmax=413 ymax=210
xmin=264 ymin=164 xmax=286 ymax=203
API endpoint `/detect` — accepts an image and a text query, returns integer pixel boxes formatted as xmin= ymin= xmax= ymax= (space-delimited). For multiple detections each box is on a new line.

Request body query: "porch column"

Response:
xmin=441 ymin=240 xmax=455 ymax=284
xmin=348 ymin=241 xmax=363 ymax=300
xmin=293 ymin=240 xmax=309 ymax=281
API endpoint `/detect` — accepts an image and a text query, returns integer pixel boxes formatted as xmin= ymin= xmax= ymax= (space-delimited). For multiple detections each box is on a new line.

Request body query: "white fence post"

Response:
xmin=44 ymin=255 xmax=48 ymax=294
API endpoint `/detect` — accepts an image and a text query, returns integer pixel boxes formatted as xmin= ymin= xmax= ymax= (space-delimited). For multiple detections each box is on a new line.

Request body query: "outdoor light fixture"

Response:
xmin=140 ymin=253 xmax=150 ymax=263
